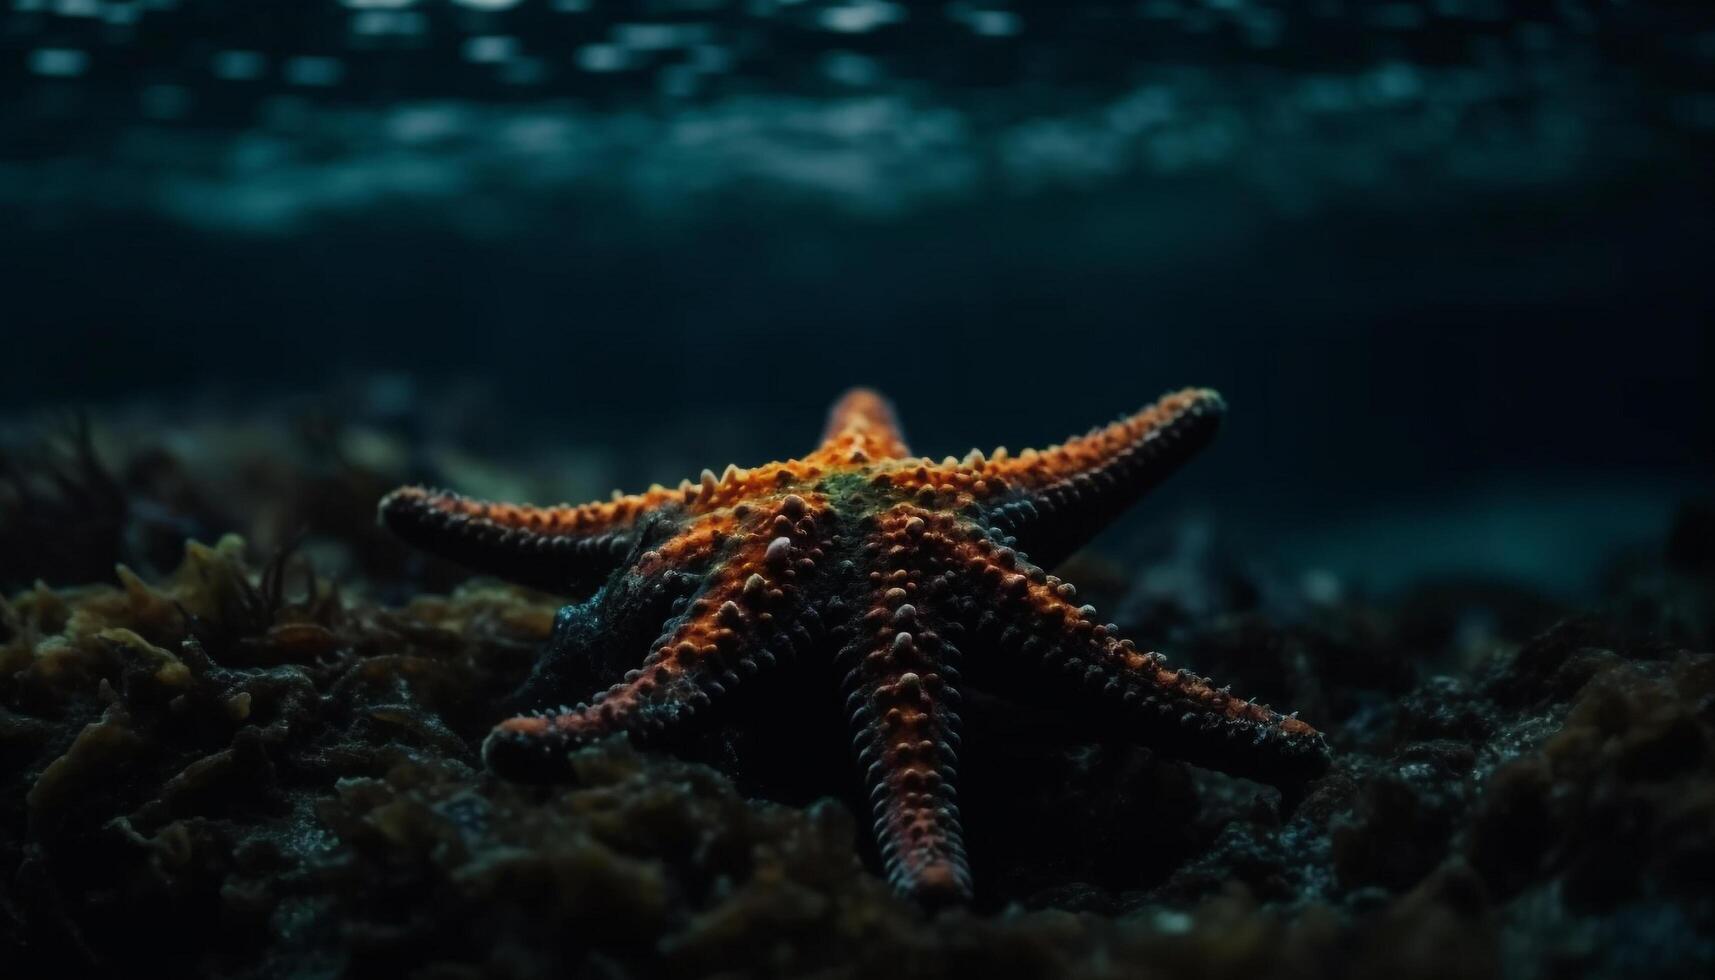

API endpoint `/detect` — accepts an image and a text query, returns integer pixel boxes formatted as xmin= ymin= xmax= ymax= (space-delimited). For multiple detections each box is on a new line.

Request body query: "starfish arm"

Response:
xmin=951 ymin=531 xmax=1329 ymax=787
xmin=483 ymin=495 xmax=830 ymax=776
xmin=972 ymin=388 xmax=1224 ymax=567
xmin=377 ymin=484 xmax=679 ymax=591
xmin=809 ymin=388 xmax=913 ymax=465
xmin=837 ymin=509 xmax=972 ymax=903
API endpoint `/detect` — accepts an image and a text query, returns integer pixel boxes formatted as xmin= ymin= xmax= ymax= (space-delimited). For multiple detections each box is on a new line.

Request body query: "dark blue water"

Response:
xmin=3 ymin=0 xmax=1711 ymax=596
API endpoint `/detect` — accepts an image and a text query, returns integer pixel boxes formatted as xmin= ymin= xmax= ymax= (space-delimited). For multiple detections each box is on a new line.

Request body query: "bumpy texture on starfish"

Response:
xmin=379 ymin=388 xmax=1329 ymax=904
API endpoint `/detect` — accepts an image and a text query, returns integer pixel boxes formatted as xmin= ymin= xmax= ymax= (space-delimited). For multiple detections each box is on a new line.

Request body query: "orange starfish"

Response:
xmin=379 ymin=388 xmax=1328 ymax=904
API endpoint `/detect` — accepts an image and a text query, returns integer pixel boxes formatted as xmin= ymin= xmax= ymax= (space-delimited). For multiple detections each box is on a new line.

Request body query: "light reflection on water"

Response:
xmin=1 ymin=0 xmax=1710 ymax=230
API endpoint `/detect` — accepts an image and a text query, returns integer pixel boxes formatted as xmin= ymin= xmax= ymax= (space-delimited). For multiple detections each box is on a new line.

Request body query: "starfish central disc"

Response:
xmin=379 ymin=388 xmax=1329 ymax=904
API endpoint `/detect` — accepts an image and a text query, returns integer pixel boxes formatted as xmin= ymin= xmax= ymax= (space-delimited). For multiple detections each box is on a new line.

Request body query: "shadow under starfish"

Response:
xmin=379 ymin=388 xmax=1329 ymax=905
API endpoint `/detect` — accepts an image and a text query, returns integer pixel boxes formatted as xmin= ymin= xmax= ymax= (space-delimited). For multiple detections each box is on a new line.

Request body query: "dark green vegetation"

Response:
xmin=2 ymin=417 xmax=1713 ymax=979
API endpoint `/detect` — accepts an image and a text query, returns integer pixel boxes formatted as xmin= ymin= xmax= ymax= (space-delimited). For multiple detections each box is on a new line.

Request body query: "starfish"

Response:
xmin=378 ymin=388 xmax=1329 ymax=904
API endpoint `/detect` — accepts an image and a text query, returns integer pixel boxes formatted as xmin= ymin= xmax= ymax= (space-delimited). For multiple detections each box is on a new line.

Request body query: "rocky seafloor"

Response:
xmin=2 ymin=398 xmax=1712 ymax=979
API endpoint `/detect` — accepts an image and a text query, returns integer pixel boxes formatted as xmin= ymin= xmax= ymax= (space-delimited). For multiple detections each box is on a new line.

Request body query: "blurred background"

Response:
xmin=2 ymin=0 xmax=1711 ymax=600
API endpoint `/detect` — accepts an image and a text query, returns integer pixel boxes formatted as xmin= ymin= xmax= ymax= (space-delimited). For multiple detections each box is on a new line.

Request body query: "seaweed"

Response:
xmin=2 ymin=440 xmax=1712 ymax=979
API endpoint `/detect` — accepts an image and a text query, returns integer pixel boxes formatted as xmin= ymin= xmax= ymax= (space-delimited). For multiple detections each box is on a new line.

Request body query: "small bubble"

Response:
xmin=1153 ymin=910 xmax=1194 ymax=935
xmin=284 ymin=56 xmax=344 ymax=87
xmin=819 ymin=1 xmax=905 ymax=34
xmin=823 ymin=51 xmax=880 ymax=87
xmin=28 ymin=48 xmax=88 ymax=78
xmin=211 ymin=50 xmax=266 ymax=81
xmin=966 ymin=10 xmax=1019 ymax=37
xmin=464 ymin=35 xmax=519 ymax=64
xmin=615 ymin=23 xmax=705 ymax=51
xmin=576 ymin=44 xmax=632 ymax=73
xmin=350 ymin=10 xmax=424 ymax=35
